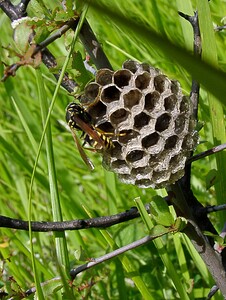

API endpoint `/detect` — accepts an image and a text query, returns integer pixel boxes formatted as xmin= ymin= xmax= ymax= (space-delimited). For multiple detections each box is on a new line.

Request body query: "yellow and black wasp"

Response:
xmin=66 ymin=102 xmax=113 ymax=170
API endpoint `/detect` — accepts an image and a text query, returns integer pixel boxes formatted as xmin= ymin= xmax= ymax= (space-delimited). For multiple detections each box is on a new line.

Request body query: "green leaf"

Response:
xmin=173 ymin=217 xmax=187 ymax=232
xmin=203 ymin=231 xmax=218 ymax=238
xmin=149 ymin=224 xmax=169 ymax=236
xmin=215 ymin=236 xmax=225 ymax=246
xmin=54 ymin=8 xmax=78 ymax=21
xmin=134 ymin=199 xmax=190 ymax=299
xmin=27 ymin=0 xmax=51 ymax=19
xmin=134 ymin=197 xmax=154 ymax=231
xmin=203 ymin=232 xmax=226 ymax=246
xmin=13 ymin=20 xmax=33 ymax=53
xmin=65 ymin=0 xmax=74 ymax=11
xmin=150 ymin=196 xmax=174 ymax=227
xmin=176 ymin=0 xmax=193 ymax=51
xmin=74 ymin=246 xmax=88 ymax=262
xmin=206 ymin=169 xmax=219 ymax=190
xmin=34 ymin=278 xmax=63 ymax=300
xmin=71 ymin=51 xmax=93 ymax=90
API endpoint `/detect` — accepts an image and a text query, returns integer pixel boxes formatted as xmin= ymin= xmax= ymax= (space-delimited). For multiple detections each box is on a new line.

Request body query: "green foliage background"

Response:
xmin=0 ymin=0 xmax=226 ymax=299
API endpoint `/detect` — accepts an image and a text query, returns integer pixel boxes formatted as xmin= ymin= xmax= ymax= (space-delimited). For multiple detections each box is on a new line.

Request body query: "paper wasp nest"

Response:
xmin=80 ymin=60 xmax=197 ymax=189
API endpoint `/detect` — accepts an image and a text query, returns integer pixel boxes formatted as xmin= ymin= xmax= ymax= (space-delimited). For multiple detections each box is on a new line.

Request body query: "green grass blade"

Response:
xmin=84 ymin=207 xmax=155 ymax=300
xmin=11 ymin=97 xmax=39 ymax=154
xmin=176 ymin=0 xmax=194 ymax=50
xmin=197 ymin=0 xmax=226 ymax=228
xmin=87 ymin=1 xmax=226 ymax=104
xmin=1 ymin=229 xmax=53 ymax=278
xmin=0 ymin=135 xmax=48 ymax=188
xmin=104 ymin=171 xmax=118 ymax=214
xmin=135 ymin=197 xmax=154 ymax=230
xmin=36 ymin=70 xmax=69 ymax=269
xmin=182 ymin=234 xmax=211 ymax=283
xmin=26 ymin=5 xmax=90 ymax=297
xmin=149 ymin=1 xmax=165 ymax=35
xmin=135 ymin=197 xmax=190 ymax=300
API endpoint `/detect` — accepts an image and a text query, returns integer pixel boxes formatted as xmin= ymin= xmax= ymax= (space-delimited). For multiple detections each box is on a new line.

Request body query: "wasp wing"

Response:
xmin=72 ymin=114 xmax=105 ymax=149
xmin=70 ymin=128 xmax=95 ymax=170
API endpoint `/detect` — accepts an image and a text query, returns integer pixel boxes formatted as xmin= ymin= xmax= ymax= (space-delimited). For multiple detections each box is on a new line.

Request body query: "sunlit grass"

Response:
xmin=0 ymin=0 xmax=225 ymax=299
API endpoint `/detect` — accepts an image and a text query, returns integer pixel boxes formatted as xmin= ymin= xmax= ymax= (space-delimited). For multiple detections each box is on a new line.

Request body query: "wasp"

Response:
xmin=66 ymin=102 xmax=113 ymax=170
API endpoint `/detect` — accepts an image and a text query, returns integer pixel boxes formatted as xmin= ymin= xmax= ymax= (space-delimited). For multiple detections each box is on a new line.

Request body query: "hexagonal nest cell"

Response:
xmin=80 ymin=60 xmax=198 ymax=189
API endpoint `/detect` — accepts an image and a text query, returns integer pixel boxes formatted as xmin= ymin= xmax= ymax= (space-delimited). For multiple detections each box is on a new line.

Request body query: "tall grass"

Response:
xmin=0 ymin=0 xmax=225 ymax=298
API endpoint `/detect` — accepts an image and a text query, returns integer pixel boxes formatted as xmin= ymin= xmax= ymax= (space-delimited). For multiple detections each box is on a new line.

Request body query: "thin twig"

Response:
xmin=205 ymin=204 xmax=226 ymax=214
xmin=14 ymin=0 xmax=30 ymax=17
xmin=24 ymin=231 xmax=171 ymax=295
xmin=35 ymin=19 xmax=79 ymax=54
xmin=174 ymin=11 xmax=221 ymax=260
xmin=174 ymin=10 xmax=217 ymax=239
xmin=178 ymin=11 xmax=201 ymax=192
xmin=25 ymin=276 xmax=61 ymax=296
xmin=178 ymin=11 xmax=201 ymax=120
xmin=0 ymin=0 xmax=25 ymax=20
xmin=2 ymin=199 xmax=223 ymax=232
xmin=0 ymin=0 xmax=78 ymax=92
xmin=1 ymin=18 xmax=79 ymax=82
xmin=187 ymin=143 xmax=226 ymax=164
xmin=176 ymin=10 xmax=221 ymax=257
xmin=41 ymin=48 xmax=77 ymax=93
xmin=215 ymin=25 xmax=226 ymax=31
xmin=70 ymin=232 xmax=171 ymax=279
xmin=0 ymin=2 xmax=111 ymax=91
xmin=206 ymin=285 xmax=219 ymax=300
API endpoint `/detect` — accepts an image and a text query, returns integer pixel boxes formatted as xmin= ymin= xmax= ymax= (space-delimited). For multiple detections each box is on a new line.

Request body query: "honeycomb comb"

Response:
xmin=80 ymin=60 xmax=198 ymax=188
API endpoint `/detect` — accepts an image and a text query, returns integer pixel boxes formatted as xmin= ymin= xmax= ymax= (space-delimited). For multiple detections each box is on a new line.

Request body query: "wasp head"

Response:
xmin=66 ymin=102 xmax=92 ymax=130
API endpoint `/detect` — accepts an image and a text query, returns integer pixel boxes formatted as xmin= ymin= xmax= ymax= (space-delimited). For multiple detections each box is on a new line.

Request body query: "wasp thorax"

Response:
xmin=80 ymin=60 xmax=198 ymax=189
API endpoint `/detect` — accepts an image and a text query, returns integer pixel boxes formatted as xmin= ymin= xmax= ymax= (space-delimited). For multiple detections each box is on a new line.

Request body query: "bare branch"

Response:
xmin=1 ymin=18 xmax=80 ymax=83
xmin=215 ymin=25 xmax=226 ymax=31
xmin=177 ymin=11 xmax=201 ymax=191
xmin=0 ymin=0 xmax=21 ymax=20
xmin=173 ymin=15 xmax=222 ymax=286
xmin=187 ymin=143 xmax=226 ymax=164
xmin=0 ymin=0 xmax=30 ymax=20
xmin=25 ymin=277 xmax=61 ymax=296
xmin=79 ymin=20 xmax=112 ymax=70
xmin=35 ymin=19 xmax=79 ymax=54
xmin=0 ymin=205 xmax=150 ymax=231
xmin=14 ymin=0 xmax=30 ymax=18
xmin=70 ymin=233 xmax=167 ymax=279
xmin=205 ymin=204 xmax=226 ymax=214
xmin=41 ymin=48 xmax=77 ymax=93
xmin=184 ymin=220 xmax=226 ymax=296
xmin=178 ymin=11 xmax=201 ymax=121
xmin=206 ymin=285 xmax=219 ymax=300
xmin=0 ymin=3 xmax=111 ymax=93
xmin=24 ymin=230 xmax=172 ymax=295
